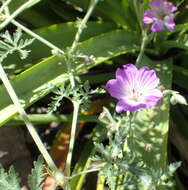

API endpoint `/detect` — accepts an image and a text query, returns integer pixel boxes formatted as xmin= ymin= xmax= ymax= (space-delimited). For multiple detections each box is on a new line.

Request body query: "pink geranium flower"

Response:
xmin=143 ymin=0 xmax=177 ymax=32
xmin=106 ymin=64 xmax=163 ymax=113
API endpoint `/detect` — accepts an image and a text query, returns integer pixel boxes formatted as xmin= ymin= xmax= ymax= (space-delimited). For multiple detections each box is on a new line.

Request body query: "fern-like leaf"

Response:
xmin=0 ymin=165 xmax=21 ymax=190
xmin=28 ymin=156 xmax=47 ymax=190
xmin=0 ymin=28 xmax=34 ymax=62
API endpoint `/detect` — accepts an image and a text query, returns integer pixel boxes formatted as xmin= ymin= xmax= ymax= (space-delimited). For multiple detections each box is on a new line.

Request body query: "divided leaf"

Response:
xmin=28 ymin=156 xmax=47 ymax=190
xmin=0 ymin=165 xmax=21 ymax=190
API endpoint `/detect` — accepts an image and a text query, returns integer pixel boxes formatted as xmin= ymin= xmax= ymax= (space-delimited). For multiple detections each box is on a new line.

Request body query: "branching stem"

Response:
xmin=70 ymin=0 xmax=99 ymax=53
xmin=0 ymin=0 xmax=38 ymax=29
xmin=0 ymin=0 xmax=12 ymax=13
xmin=65 ymin=0 xmax=99 ymax=177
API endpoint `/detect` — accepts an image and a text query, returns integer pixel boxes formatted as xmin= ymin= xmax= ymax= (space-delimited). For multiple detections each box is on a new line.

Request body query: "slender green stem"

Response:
xmin=69 ymin=168 xmax=101 ymax=179
xmin=0 ymin=0 xmax=12 ymax=13
xmin=65 ymin=101 xmax=80 ymax=176
xmin=0 ymin=63 xmax=60 ymax=174
xmin=2 ymin=1 xmax=64 ymax=55
xmin=70 ymin=0 xmax=99 ymax=53
xmin=7 ymin=114 xmax=98 ymax=125
xmin=135 ymin=30 xmax=148 ymax=66
xmin=67 ymin=0 xmax=99 ymax=87
xmin=2 ymin=2 xmax=66 ymax=187
xmin=11 ymin=19 xmax=64 ymax=55
xmin=64 ymin=0 xmax=99 ymax=177
xmin=0 ymin=0 xmax=38 ymax=29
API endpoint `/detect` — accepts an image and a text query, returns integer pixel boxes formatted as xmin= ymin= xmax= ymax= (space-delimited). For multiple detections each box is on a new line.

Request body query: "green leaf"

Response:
xmin=70 ymin=125 xmax=106 ymax=190
xmin=28 ymin=156 xmax=46 ymax=190
xmin=63 ymin=0 xmax=129 ymax=26
xmin=157 ymin=40 xmax=188 ymax=55
xmin=8 ymin=0 xmax=43 ymax=12
xmin=173 ymin=65 xmax=188 ymax=91
xmin=0 ymin=28 xmax=34 ymax=62
xmin=78 ymin=30 xmax=140 ymax=68
xmin=0 ymin=29 xmax=139 ymax=127
xmin=4 ymin=22 xmax=116 ymax=70
xmin=135 ymin=56 xmax=173 ymax=169
xmin=0 ymin=165 xmax=21 ymax=190
xmin=0 ymin=56 xmax=67 ymax=126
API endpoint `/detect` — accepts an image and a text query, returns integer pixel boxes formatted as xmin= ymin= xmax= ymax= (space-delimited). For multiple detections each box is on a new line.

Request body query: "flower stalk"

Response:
xmin=135 ymin=29 xmax=148 ymax=66
xmin=64 ymin=0 xmax=99 ymax=177
xmin=70 ymin=0 xmax=99 ymax=53
xmin=65 ymin=101 xmax=80 ymax=176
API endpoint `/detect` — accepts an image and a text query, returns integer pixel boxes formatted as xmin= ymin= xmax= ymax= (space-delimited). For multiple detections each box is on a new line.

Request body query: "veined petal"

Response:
xmin=164 ymin=14 xmax=176 ymax=30
xmin=143 ymin=10 xmax=155 ymax=24
xmin=106 ymin=79 xmax=125 ymax=99
xmin=143 ymin=89 xmax=163 ymax=107
xmin=165 ymin=2 xmax=177 ymax=12
xmin=138 ymin=67 xmax=159 ymax=90
xmin=121 ymin=64 xmax=138 ymax=89
xmin=151 ymin=20 xmax=164 ymax=32
xmin=116 ymin=99 xmax=146 ymax=112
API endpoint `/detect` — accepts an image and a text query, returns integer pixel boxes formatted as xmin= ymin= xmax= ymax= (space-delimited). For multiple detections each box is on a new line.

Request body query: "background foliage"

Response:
xmin=0 ymin=0 xmax=187 ymax=189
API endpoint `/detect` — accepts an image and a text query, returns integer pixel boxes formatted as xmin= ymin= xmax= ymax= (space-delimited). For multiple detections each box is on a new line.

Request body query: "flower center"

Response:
xmin=130 ymin=89 xmax=142 ymax=102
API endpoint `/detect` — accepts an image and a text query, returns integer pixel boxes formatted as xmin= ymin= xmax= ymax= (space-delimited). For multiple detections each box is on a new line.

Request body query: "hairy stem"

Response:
xmin=0 ymin=0 xmax=38 ymax=29
xmin=70 ymin=0 xmax=99 ymax=53
xmin=64 ymin=0 xmax=99 ymax=176
xmin=0 ymin=63 xmax=61 ymax=176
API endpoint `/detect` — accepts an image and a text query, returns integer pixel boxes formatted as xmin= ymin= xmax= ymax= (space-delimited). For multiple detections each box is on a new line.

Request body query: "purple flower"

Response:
xmin=106 ymin=64 xmax=163 ymax=113
xmin=143 ymin=0 xmax=177 ymax=32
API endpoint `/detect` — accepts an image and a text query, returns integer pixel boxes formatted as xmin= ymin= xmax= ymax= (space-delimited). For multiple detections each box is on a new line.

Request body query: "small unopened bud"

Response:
xmin=170 ymin=93 xmax=187 ymax=105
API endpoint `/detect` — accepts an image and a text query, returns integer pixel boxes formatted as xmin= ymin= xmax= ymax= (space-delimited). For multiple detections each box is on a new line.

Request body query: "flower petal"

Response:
xmin=164 ymin=14 xmax=176 ymax=30
xmin=143 ymin=10 xmax=155 ymax=24
xmin=106 ymin=79 xmax=125 ymax=99
xmin=151 ymin=20 xmax=164 ymax=32
xmin=143 ymin=89 xmax=163 ymax=107
xmin=165 ymin=2 xmax=177 ymax=12
xmin=150 ymin=0 xmax=164 ymax=9
xmin=137 ymin=67 xmax=159 ymax=90
xmin=116 ymin=99 xmax=146 ymax=112
xmin=121 ymin=64 xmax=138 ymax=88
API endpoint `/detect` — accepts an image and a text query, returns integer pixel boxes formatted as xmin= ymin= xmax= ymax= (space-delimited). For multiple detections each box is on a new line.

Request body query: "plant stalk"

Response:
xmin=70 ymin=0 xmax=99 ymax=53
xmin=0 ymin=0 xmax=12 ymax=13
xmin=11 ymin=19 xmax=64 ymax=55
xmin=0 ymin=0 xmax=38 ymax=29
xmin=64 ymin=0 xmax=99 ymax=177
xmin=8 ymin=114 xmax=98 ymax=125
xmin=65 ymin=101 xmax=80 ymax=176
xmin=0 ymin=63 xmax=59 ymax=174
xmin=135 ymin=30 xmax=148 ymax=66
xmin=70 ymin=168 xmax=101 ymax=179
